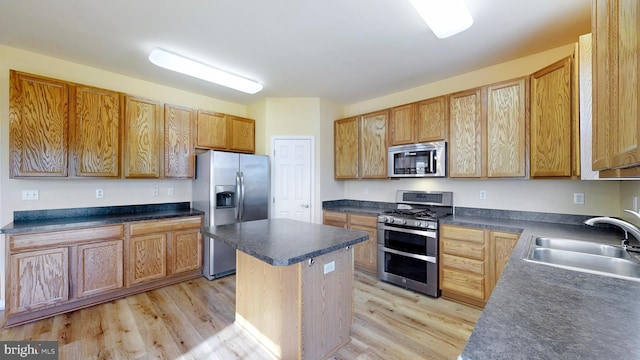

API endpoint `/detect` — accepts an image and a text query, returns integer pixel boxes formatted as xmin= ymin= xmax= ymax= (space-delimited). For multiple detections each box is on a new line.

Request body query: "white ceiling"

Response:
xmin=0 ymin=0 xmax=591 ymax=106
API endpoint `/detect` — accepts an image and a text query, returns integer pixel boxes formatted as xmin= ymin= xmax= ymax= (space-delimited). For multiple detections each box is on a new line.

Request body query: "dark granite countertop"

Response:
xmin=201 ymin=218 xmax=369 ymax=266
xmin=1 ymin=202 xmax=204 ymax=234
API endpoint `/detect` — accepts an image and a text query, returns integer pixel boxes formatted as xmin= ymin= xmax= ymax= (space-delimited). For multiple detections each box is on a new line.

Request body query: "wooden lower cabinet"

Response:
xmin=439 ymin=224 xmax=519 ymax=308
xmin=323 ymin=211 xmax=378 ymax=275
xmin=76 ymin=240 xmax=124 ymax=298
xmin=4 ymin=216 xmax=203 ymax=327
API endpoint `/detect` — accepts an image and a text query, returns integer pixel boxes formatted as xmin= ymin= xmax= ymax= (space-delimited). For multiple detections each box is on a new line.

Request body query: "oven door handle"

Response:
xmin=382 ymin=247 xmax=437 ymax=264
xmin=380 ymin=224 xmax=436 ymax=238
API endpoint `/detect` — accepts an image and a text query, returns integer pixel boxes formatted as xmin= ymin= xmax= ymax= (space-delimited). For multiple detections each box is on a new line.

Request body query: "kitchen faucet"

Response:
xmin=584 ymin=209 xmax=640 ymax=252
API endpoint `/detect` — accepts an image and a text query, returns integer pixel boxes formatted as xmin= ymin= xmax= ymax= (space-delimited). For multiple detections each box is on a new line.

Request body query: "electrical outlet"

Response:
xmin=152 ymin=187 xmax=159 ymax=197
xmin=573 ymin=192 xmax=585 ymax=205
xmin=168 ymin=187 xmax=175 ymax=196
xmin=96 ymin=189 xmax=104 ymax=198
xmin=323 ymin=261 xmax=335 ymax=274
xmin=479 ymin=190 xmax=487 ymax=200
xmin=21 ymin=190 xmax=39 ymax=201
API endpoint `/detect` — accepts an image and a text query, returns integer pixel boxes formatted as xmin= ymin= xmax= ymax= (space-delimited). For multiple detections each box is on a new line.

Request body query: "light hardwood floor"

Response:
xmin=0 ymin=271 xmax=481 ymax=359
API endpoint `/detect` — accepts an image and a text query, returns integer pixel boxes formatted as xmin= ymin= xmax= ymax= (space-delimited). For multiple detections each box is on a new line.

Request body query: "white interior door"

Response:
xmin=272 ymin=137 xmax=313 ymax=222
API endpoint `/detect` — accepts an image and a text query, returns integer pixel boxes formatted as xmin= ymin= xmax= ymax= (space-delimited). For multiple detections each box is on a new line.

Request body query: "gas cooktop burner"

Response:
xmin=384 ymin=208 xmax=438 ymax=220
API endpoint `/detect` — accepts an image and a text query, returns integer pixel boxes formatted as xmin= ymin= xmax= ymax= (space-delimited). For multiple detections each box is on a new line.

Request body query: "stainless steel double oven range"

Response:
xmin=377 ymin=190 xmax=453 ymax=297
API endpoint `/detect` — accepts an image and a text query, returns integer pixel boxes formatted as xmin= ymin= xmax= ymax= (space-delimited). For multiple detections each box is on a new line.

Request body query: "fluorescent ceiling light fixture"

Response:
xmin=148 ymin=48 xmax=263 ymax=94
xmin=409 ymin=0 xmax=473 ymax=38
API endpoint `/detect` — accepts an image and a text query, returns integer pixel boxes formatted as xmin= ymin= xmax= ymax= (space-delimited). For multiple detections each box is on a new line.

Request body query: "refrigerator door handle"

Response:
xmin=239 ymin=171 xmax=245 ymax=220
xmin=235 ymin=171 xmax=241 ymax=221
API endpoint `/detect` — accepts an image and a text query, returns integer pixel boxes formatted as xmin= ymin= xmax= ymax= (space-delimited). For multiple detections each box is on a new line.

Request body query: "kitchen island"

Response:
xmin=201 ymin=218 xmax=369 ymax=360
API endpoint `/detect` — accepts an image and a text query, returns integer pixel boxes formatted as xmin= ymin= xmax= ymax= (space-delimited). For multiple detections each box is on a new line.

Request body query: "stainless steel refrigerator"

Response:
xmin=192 ymin=150 xmax=269 ymax=280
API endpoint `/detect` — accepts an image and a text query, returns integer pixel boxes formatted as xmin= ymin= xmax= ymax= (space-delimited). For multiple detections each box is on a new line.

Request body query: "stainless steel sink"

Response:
xmin=523 ymin=236 xmax=640 ymax=281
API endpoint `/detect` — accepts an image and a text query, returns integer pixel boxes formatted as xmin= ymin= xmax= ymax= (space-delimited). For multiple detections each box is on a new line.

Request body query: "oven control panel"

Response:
xmin=377 ymin=216 xmax=437 ymax=230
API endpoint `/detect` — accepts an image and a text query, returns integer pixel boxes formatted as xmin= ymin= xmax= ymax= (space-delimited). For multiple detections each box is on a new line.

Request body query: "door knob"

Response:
xmin=301 ymin=204 xmax=309 ymax=208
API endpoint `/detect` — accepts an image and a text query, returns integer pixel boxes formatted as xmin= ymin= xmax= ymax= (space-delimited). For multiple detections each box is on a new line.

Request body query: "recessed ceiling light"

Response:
xmin=409 ymin=0 xmax=474 ymax=39
xmin=148 ymin=48 xmax=263 ymax=94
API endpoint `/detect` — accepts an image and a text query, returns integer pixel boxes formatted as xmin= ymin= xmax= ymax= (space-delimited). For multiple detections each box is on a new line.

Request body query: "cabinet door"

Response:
xmin=389 ymin=104 xmax=414 ymax=146
xmin=490 ymin=231 xmax=519 ymax=292
xmin=228 ymin=115 xmax=255 ymax=153
xmin=530 ymin=57 xmax=573 ymax=177
xmin=123 ymin=96 xmax=162 ymax=178
xmin=171 ymin=229 xmax=202 ymax=274
xmin=9 ymin=248 xmax=69 ymax=314
xmin=485 ymin=78 xmax=528 ymax=177
xmin=360 ymin=110 xmax=388 ymax=179
xmin=72 ymin=85 xmax=121 ymax=177
xmin=348 ymin=214 xmax=377 ymax=275
xmin=165 ymin=104 xmax=196 ymax=178
xmin=129 ymin=233 xmax=167 ymax=285
xmin=196 ymin=110 xmax=227 ymax=149
xmin=77 ymin=240 xmax=124 ymax=298
xmin=449 ymin=88 xmax=483 ymax=178
xmin=610 ymin=0 xmax=640 ymax=169
xmin=9 ymin=71 xmax=69 ymax=177
xmin=334 ymin=117 xmax=360 ymax=179
xmin=592 ymin=0 xmax=614 ymax=171
xmin=416 ymin=95 xmax=448 ymax=142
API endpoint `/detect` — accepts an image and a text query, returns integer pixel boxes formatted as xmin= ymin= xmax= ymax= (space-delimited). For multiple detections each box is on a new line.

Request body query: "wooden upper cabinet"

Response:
xmin=9 ymin=71 xmax=69 ymax=178
xmin=164 ymin=104 xmax=196 ymax=178
xmin=123 ymin=96 xmax=162 ymax=178
xmin=592 ymin=0 xmax=612 ymax=172
xmin=360 ymin=110 xmax=389 ymax=179
xmin=485 ymin=78 xmax=529 ymax=178
xmin=228 ymin=115 xmax=255 ymax=153
xmin=416 ymin=96 xmax=448 ymax=143
xmin=449 ymin=88 xmax=483 ymax=178
xmin=389 ymin=104 xmax=415 ymax=146
xmin=530 ymin=56 xmax=574 ymax=177
xmin=196 ymin=110 xmax=227 ymax=149
xmin=593 ymin=0 xmax=640 ymax=177
xmin=334 ymin=116 xmax=360 ymax=179
xmin=72 ymin=85 xmax=121 ymax=177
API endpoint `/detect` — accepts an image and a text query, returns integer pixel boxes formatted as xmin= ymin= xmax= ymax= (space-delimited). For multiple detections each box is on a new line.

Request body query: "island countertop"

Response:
xmin=201 ymin=218 xmax=369 ymax=266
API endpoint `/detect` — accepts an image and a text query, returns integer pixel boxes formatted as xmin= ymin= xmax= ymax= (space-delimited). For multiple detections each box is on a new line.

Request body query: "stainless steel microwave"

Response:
xmin=388 ymin=142 xmax=446 ymax=178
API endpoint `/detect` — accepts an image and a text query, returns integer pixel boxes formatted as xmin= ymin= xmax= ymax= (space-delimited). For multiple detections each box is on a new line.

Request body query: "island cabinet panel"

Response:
xmin=439 ymin=224 xmax=520 ymax=308
xmin=196 ymin=110 xmax=227 ymax=149
xmin=389 ymin=103 xmax=415 ymax=146
xmin=8 ymin=248 xmax=69 ymax=314
xmin=235 ymin=247 xmax=354 ymax=360
xmin=128 ymin=233 xmax=167 ymax=286
xmin=485 ymin=78 xmax=529 ymax=178
xmin=360 ymin=110 xmax=389 ymax=179
xmin=164 ymin=104 xmax=196 ymax=178
xmin=9 ymin=71 xmax=69 ymax=178
xmin=123 ymin=95 xmax=162 ymax=178
xmin=449 ymin=88 xmax=483 ymax=178
xmin=416 ymin=95 xmax=448 ymax=143
xmin=530 ymin=56 xmax=574 ymax=178
xmin=334 ymin=116 xmax=360 ymax=179
xmin=71 ymin=84 xmax=121 ymax=177
xmin=76 ymin=240 xmax=124 ymax=298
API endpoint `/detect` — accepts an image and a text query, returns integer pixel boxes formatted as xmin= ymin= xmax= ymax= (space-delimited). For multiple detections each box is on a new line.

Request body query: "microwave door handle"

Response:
xmin=430 ymin=151 xmax=436 ymax=173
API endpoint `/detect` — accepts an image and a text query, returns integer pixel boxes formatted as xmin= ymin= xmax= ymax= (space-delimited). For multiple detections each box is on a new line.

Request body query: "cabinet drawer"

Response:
xmin=440 ymin=225 xmax=485 ymax=244
xmin=348 ymin=214 xmax=377 ymax=227
xmin=441 ymin=239 xmax=485 ymax=260
xmin=323 ymin=211 xmax=348 ymax=228
xmin=129 ymin=216 xmax=202 ymax=236
xmin=10 ymin=224 xmax=124 ymax=251
xmin=441 ymin=253 xmax=485 ymax=275
xmin=441 ymin=267 xmax=486 ymax=301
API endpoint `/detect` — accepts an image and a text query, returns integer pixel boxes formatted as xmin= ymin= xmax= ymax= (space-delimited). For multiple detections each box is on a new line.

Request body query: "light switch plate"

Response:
xmin=21 ymin=190 xmax=39 ymax=200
